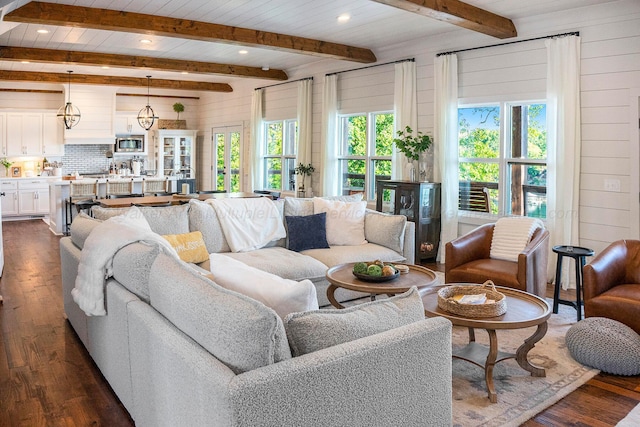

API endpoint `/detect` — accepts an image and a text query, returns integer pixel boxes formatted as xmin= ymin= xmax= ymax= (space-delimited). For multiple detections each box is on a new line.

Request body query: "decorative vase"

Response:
xmin=419 ymin=151 xmax=429 ymax=182
xmin=405 ymin=162 xmax=416 ymax=182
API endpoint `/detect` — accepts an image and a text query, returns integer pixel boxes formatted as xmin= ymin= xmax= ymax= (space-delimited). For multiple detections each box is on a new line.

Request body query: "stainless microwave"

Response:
xmin=115 ymin=135 xmax=145 ymax=153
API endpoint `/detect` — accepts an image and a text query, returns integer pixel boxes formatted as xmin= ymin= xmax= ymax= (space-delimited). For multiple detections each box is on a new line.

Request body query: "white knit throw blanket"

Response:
xmin=489 ymin=217 xmax=544 ymax=262
xmin=72 ymin=216 xmax=177 ymax=316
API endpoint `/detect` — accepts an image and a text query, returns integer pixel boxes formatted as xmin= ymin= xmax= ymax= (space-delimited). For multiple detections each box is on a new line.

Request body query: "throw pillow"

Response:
xmin=312 ymin=197 xmax=367 ymax=246
xmin=208 ymin=253 xmax=319 ymax=319
xmin=162 ymin=231 xmax=209 ymax=263
xmin=285 ymin=213 xmax=330 ymax=252
xmin=284 ymin=287 xmax=424 ymax=356
xmin=364 ymin=210 xmax=406 ymax=253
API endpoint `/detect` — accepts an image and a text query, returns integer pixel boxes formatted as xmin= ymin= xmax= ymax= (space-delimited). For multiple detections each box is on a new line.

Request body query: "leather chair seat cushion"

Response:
xmin=446 ymin=259 xmax=521 ymax=290
xmin=566 ymin=317 xmax=640 ymax=375
xmin=584 ymin=284 xmax=640 ymax=335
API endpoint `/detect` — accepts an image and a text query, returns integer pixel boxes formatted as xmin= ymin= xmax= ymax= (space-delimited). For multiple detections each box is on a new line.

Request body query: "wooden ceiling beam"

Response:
xmin=0 ymin=46 xmax=287 ymax=80
xmin=5 ymin=1 xmax=377 ymax=63
xmin=369 ymin=0 xmax=517 ymax=39
xmin=0 ymin=71 xmax=233 ymax=92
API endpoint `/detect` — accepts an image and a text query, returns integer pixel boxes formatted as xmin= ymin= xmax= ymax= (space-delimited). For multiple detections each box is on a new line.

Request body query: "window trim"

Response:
xmin=262 ymin=118 xmax=297 ymax=191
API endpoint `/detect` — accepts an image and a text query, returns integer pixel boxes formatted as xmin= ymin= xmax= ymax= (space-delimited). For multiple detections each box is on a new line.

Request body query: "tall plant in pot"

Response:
xmin=393 ymin=126 xmax=433 ymax=181
xmin=294 ymin=163 xmax=315 ymax=197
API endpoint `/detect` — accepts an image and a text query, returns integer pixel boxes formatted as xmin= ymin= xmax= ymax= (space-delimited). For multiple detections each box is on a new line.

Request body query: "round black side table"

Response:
xmin=552 ymin=245 xmax=594 ymax=321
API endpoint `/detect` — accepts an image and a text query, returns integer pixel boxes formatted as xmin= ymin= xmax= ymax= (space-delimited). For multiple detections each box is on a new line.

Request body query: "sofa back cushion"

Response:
xmin=70 ymin=212 xmax=102 ymax=249
xmin=284 ymin=287 xmax=424 ymax=356
xmin=92 ymin=205 xmax=190 ymax=235
xmin=188 ymin=200 xmax=231 ymax=253
xmin=364 ymin=210 xmax=407 ymax=254
xmin=112 ymin=242 xmax=161 ymax=303
xmin=149 ymin=253 xmax=292 ymax=374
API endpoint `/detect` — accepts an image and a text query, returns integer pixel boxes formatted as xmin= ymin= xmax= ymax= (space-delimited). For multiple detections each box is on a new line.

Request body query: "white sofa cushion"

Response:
xmin=302 ymin=243 xmax=406 ymax=267
xmin=188 ymin=199 xmax=231 ymax=253
xmin=149 ymin=253 xmax=291 ymax=374
xmin=284 ymin=287 xmax=424 ymax=356
xmin=209 ymin=253 xmax=319 ymax=319
xmin=312 ymin=197 xmax=367 ymax=246
xmin=364 ymin=210 xmax=407 ymax=254
xmin=92 ymin=204 xmax=190 ymax=235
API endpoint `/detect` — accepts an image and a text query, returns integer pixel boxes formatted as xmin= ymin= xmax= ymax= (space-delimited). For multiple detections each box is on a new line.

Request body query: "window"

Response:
xmin=337 ymin=112 xmax=394 ymax=200
xmin=263 ymin=119 xmax=297 ymax=191
xmin=458 ymin=102 xmax=547 ymax=218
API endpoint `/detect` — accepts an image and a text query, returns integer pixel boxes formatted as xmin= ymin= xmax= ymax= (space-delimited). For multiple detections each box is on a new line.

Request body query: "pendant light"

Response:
xmin=137 ymin=75 xmax=158 ymax=130
xmin=57 ymin=70 xmax=81 ymax=129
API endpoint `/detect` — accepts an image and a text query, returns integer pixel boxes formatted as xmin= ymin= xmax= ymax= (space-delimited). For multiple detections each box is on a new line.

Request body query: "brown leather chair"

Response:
xmin=583 ymin=239 xmax=640 ymax=335
xmin=445 ymin=223 xmax=550 ymax=297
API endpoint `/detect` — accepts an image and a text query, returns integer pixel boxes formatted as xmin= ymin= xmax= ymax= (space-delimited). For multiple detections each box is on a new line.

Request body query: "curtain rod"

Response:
xmin=326 ymin=57 xmax=415 ymax=77
xmin=255 ymin=76 xmax=313 ymax=91
xmin=436 ymin=31 xmax=579 ymax=57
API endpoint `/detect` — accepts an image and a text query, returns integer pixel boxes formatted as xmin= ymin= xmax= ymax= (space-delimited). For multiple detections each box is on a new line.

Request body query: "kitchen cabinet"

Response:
xmin=42 ymin=113 xmax=65 ymax=156
xmin=153 ymin=130 xmax=197 ymax=178
xmin=0 ymin=180 xmax=19 ymax=216
xmin=18 ymin=180 xmax=50 ymax=215
xmin=114 ymin=112 xmax=144 ymax=135
xmin=1 ymin=179 xmax=50 ymax=217
xmin=7 ymin=113 xmax=43 ymax=156
xmin=376 ymin=180 xmax=441 ymax=263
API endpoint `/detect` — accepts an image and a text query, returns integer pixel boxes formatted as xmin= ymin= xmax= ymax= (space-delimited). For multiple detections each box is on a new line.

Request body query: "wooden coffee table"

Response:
xmin=325 ymin=263 xmax=438 ymax=309
xmin=422 ymin=284 xmax=551 ymax=403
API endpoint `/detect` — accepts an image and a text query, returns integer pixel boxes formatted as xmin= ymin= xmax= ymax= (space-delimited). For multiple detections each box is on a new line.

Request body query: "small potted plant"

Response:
xmin=1 ymin=158 xmax=13 ymax=177
xmin=173 ymin=102 xmax=184 ymax=120
xmin=393 ymin=126 xmax=433 ymax=181
xmin=294 ymin=163 xmax=315 ymax=197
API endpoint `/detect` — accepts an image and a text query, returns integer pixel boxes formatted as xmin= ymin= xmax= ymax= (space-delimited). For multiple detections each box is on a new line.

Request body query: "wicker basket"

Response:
xmin=437 ymin=281 xmax=507 ymax=318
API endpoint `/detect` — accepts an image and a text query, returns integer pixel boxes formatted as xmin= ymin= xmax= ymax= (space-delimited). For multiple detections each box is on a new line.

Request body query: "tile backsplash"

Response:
xmin=62 ymin=144 xmax=149 ymax=174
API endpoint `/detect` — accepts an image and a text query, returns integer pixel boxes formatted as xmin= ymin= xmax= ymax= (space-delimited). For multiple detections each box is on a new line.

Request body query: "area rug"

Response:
xmin=616 ymin=403 xmax=640 ymax=426
xmin=344 ymin=272 xmax=599 ymax=426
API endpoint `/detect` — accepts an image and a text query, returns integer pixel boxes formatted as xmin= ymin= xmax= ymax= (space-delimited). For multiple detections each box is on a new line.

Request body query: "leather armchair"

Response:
xmin=445 ymin=223 xmax=550 ymax=297
xmin=583 ymin=239 xmax=640 ymax=335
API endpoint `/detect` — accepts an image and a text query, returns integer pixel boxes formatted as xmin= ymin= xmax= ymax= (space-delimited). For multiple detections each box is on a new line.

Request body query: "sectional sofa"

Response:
xmin=59 ymin=197 xmax=453 ymax=426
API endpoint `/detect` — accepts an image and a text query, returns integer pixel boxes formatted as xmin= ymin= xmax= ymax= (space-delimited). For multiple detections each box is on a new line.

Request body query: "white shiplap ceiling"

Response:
xmin=0 ymin=0 xmax=619 ymax=88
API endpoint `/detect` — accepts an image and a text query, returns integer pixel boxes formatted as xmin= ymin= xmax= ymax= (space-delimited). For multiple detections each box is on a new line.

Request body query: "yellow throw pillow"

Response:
xmin=162 ymin=231 xmax=210 ymax=264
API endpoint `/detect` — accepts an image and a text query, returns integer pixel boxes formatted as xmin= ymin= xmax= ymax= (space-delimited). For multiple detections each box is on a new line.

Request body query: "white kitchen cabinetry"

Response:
xmin=18 ymin=180 xmax=50 ymax=215
xmin=153 ymin=130 xmax=197 ymax=178
xmin=6 ymin=113 xmax=43 ymax=156
xmin=42 ymin=113 xmax=65 ymax=156
xmin=0 ymin=180 xmax=19 ymax=216
xmin=114 ymin=113 xmax=143 ymax=135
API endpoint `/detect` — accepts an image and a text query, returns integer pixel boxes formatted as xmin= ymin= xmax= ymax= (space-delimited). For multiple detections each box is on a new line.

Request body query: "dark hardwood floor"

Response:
xmin=0 ymin=219 xmax=638 ymax=426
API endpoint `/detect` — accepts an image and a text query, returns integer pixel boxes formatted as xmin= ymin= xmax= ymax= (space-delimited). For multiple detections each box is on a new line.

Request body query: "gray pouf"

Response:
xmin=566 ymin=317 xmax=640 ymax=376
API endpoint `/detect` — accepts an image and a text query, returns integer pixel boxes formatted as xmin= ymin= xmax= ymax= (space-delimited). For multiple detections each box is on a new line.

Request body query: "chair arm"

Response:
xmin=229 ymin=317 xmax=452 ymax=427
xmin=583 ymin=240 xmax=628 ymax=301
xmin=517 ymin=228 xmax=550 ymax=296
xmin=403 ymin=221 xmax=415 ymax=263
xmin=445 ymin=223 xmax=493 ymax=273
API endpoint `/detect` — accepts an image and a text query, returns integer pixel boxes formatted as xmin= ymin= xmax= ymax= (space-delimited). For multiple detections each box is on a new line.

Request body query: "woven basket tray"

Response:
xmin=437 ymin=281 xmax=507 ymax=318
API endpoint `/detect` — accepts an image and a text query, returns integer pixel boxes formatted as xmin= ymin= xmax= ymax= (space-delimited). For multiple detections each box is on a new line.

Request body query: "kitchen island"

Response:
xmin=48 ymin=176 xmax=177 ymax=235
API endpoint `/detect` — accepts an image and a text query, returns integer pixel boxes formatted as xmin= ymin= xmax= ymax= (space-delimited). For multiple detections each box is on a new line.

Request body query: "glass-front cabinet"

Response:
xmin=153 ymin=129 xmax=197 ymax=178
xmin=376 ymin=180 xmax=441 ymax=263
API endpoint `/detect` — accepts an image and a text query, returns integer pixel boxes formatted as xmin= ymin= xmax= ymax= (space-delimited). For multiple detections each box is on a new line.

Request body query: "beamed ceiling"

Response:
xmin=0 ymin=0 xmax=617 ymax=92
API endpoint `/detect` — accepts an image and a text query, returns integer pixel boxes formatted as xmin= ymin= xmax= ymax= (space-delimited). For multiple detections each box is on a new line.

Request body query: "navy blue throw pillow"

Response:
xmin=285 ymin=212 xmax=330 ymax=252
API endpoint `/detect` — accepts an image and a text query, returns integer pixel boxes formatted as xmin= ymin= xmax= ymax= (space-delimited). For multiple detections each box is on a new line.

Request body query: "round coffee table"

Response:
xmin=325 ymin=263 xmax=438 ymax=309
xmin=422 ymin=284 xmax=551 ymax=403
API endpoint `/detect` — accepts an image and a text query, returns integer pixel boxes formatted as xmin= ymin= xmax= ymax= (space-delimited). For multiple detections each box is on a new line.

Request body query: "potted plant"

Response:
xmin=393 ymin=126 xmax=433 ymax=181
xmin=294 ymin=163 xmax=315 ymax=197
xmin=1 ymin=158 xmax=13 ymax=177
xmin=173 ymin=102 xmax=185 ymax=120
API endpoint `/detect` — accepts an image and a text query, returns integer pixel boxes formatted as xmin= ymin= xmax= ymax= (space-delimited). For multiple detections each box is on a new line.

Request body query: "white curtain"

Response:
xmin=321 ymin=74 xmax=339 ymax=196
xmin=546 ymin=35 xmax=582 ymax=289
xmin=250 ymin=88 xmax=264 ymax=191
xmin=434 ymin=54 xmax=459 ymax=263
xmin=296 ymin=79 xmax=313 ymax=192
xmin=393 ymin=61 xmax=417 ymax=180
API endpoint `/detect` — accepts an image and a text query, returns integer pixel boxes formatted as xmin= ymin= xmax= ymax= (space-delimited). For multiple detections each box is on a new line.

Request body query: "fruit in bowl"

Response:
xmin=352 ymin=260 xmax=399 ymax=281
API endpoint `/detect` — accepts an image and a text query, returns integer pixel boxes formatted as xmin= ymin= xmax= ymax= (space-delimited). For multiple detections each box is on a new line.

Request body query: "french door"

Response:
xmin=212 ymin=126 xmax=242 ymax=192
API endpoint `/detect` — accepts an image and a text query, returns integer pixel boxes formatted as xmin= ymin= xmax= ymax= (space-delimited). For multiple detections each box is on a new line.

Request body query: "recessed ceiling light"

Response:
xmin=181 ymin=71 xmax=189 ymax=75
xmin=37 ymin=29 xmax=49 ymax=34
xmin=140 ymin=39 xmax=152 ymax=44
xmin=337 ymin=13 xmax=351 ymax=23
xmin=101 ymin=66 xmax=110 ymax=69
xmin=262 ymin=66 xmax=270 ymax=71
xmin=20 ymin=61 xmax=30 ymax=64
xmin=238 ymin=49 xmax=248 ymax=55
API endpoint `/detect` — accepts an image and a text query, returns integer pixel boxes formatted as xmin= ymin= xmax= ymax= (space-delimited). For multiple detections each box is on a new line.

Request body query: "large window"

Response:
xmin=263 ymin=119 xmax=297 ymax=191
xmin=337 ymin=112 xmax=394 ymax=199
xmin=458 ymin=102 xmax=547 ymax=218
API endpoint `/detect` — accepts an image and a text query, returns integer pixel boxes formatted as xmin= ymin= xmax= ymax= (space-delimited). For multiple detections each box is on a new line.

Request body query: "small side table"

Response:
xmin=552 ymin=245 xmax=594 ymax=321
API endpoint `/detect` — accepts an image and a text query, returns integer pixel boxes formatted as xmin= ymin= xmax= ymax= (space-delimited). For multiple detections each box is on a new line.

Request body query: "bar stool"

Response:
xmin=106 ymin=178 xmax=140 ymax=198
xmin=142 ymin=177 xmax=170 ymax=195
xmin=552 ymin=245 xmax=594 ymax=321
xmin=66 ymin=180 xmax=99 ymax=235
